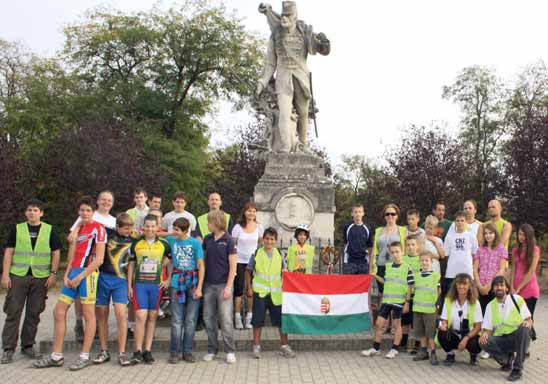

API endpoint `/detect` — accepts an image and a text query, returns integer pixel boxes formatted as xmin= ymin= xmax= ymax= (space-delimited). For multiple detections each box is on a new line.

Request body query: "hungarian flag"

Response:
xmin=282 ymin=272 xmax=372 ymax=334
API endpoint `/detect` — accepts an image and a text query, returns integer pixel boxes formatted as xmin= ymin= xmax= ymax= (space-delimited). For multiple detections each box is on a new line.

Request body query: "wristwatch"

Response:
xmin=51 ymin=271 xmax=58 ymax=275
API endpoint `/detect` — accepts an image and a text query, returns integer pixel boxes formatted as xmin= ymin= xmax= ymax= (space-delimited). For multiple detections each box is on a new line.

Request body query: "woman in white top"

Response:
xmin=231 ymin=202 xmax=263 ymax=329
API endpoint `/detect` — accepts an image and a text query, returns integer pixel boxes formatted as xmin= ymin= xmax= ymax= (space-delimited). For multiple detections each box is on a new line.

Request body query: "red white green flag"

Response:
xmin=282 ymin=272 xmax=372 ymax=334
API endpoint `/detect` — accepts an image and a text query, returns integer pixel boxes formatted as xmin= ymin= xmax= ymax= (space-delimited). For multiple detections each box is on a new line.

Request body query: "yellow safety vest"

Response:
xmin=10 ymin=222 xmax=52 ymax=278
xmin=197 ymin=212 xmax=231 ymax=238
xmin=252 ymin=247 xmax=283 ymax=305
xmin=490 ymin=295 xmax=526 ymax=337
xmin=382 ymin=262 xmax=410 ymax=304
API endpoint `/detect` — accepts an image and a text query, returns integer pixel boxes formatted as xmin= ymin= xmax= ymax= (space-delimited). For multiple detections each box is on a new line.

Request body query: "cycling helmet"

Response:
xmin=294 ymin=224 xmax=310 ymax=239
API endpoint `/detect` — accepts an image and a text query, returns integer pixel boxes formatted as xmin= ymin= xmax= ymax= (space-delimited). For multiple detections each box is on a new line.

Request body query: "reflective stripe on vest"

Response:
xmin=413 ymin=272 xmax=440 ymax=314
xmin=287 ymin=244 xmax=314 ymax=273
xmin=198 ymin=212 xmax=231 ymax=239
xmin=491 ymin=295 xmax=525 ymax=336
xmin=252 ymin=247 xmax=283 ymax=305
xmin=11 ymin=222 xmax=52 ymax=278
xmin=382 ymin=262 xmax=409 ymax=304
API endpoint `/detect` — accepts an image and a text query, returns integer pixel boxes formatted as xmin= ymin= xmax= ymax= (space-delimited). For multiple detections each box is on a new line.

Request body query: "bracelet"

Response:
xmin=51 ymin=271 xmax=57 ymax=275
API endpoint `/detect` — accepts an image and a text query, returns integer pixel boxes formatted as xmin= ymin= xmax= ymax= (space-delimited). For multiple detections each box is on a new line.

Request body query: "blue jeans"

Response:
xmin=169 ymin=287 xmax=200 ymax=354
xmin=203 ymin=283 xmax=235 ymax=353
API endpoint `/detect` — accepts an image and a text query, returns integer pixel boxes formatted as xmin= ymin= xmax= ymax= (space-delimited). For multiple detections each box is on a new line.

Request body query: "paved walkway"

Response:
xmin=1 ymin=292 xmax=547 ymax=383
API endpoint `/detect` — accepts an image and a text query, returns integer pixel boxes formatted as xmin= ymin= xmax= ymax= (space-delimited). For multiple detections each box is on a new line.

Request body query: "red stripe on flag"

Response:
xmin=282 ymin=272 xmax=372 ymax=294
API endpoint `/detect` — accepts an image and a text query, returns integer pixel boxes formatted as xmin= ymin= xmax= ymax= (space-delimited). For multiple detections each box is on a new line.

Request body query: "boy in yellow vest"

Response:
xmin=287 ymin=224 xmax=314 ymax=273
xmin=1 ymin=199 xmax=61 ymax=364
xmin=246 ymin=227 xmax=295 ymax=359
xmin=412 ymin=251 xmax=441 ymax=365
xmin=402 ymin=234 xmax=421 ymax=353
xmin=362 ymin=241 xmax=414 ymax=359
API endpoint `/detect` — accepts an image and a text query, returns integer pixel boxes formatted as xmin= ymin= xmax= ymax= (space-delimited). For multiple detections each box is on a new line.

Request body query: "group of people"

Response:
xmin=344 ymin=200 xmax=540 ymax=382
xmin=0 ymin=190 xmax=542 ymax=381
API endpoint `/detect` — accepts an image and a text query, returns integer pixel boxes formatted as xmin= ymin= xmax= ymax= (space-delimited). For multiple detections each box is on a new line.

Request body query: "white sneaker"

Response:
xmin=234 ymin=314 xmax=243 ymax=330
xmin=245 ymin=314 xmax=253 ymax=329
xmin=385 ymin=348 xmax=399 ymax=359
xmin=480 ymin=351 xmax=490 ymax=359
xmin=280 ymin=345 xmax=296 ymax=358
xmin=361 ymin=348 xmax=380 ymax=357
xmin=226 ymin=353 xmax=237 ymax=364
xmin=203 ymin=353 xmax=216 ymax=362
xmin=252 ymin=345 xmax=261 ymax=359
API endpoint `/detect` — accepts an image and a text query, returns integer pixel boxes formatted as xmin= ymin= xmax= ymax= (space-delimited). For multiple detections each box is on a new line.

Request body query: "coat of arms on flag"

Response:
xmin=282 ymin=272 xmax=372 ymax=335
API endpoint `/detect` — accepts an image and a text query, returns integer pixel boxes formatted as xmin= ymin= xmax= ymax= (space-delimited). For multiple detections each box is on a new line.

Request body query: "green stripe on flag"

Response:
xmin=282 ymin=313 xmax=371 ymax=335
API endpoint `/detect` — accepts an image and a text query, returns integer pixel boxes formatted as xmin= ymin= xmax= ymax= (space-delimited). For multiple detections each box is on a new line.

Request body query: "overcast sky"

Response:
xmin=2 ymin=0 xmax=548 ymax=164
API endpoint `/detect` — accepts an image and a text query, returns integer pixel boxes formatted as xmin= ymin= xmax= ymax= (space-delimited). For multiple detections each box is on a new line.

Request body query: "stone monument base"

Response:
xmin=253 ymin=152 xmax=335 ymax=246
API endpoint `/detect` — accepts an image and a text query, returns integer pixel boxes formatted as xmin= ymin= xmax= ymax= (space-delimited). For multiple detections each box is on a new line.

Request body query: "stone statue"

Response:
xmin=256 ymin=1 xmax=330 ymax=154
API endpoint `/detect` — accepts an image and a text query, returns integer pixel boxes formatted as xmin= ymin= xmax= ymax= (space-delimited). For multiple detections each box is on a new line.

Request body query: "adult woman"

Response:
xmin=422 ymin=215 xmax=444 ymax=274
xmin=372 ymin=204 xmax=406 ymax=292
xmin=511 ymin=223 xmax=540 ymax=339
xmin=231 ymin=202 xmax=263 ymax=329
xmin=437 ymin=273 xmax=482 ymax=366
xmin=473 ymin=223 xmax=508 ymax=312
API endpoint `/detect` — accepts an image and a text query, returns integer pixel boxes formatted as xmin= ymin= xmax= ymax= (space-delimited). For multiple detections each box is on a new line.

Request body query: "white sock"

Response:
xmin=80 ymin=352 xmax=90 ymax=360
xmin=128 ymin=321 xmax=135 ymax=330
xmin=51 ymin=352 xmax=63 ymax=361
xmin=235 ymin=313 xmax=242 ymax=318
xmin=246 ymin=312 xmax=252 ymax=319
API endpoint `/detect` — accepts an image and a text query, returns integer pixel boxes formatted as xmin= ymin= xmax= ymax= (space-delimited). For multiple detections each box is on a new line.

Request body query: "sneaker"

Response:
xmin=203 ymin=353 xmax=216 ymax=362
xmin=280 ymin=345 xmax=296 ymax=358
xmin=182 ymin=353 xmax=196 ymax=363
xmin=33 ymin=355 xmax=64 ymax=368
xmin=21 ymin=346 xmax=42 ymax=359
xmin=226 ymin=352 xmax=237 ymax=364
xmin=385 ymin=348 xmax=399 ymax=359
xmin=470 ymin=354 xmax=478 ymax=366
xmin=131 ymin=351 xmax=143 ymax=365
xmin=252 ymin=345 xmax=261 ymax=359
xmin=444 ymin=353 xmax=455 ymax=366
xmin=235 ymin=314 xmax=243 ymax=330
xmin=1 ymin=350 xmax=15 ymax=364
xmin=430 ymin=352 xmax=439 ymax=366
xmin=93 ymin=350 xmax=110 ymax=364
xmin=168 ymin=353 xmax=179 ymax=364
xmin=245 ymin=314 xmax=253 ymax=329
xmin=507 ymin=369 xmax=522 ymax=382
xmin=142 ymin=350 xmax=155 ymax=364
xmin=118 ymin=352 xmax=130 ymax=367
xmin=69 ymin=357 xmax=91 ymax=371
xmin=361 ymin=348 xmax=380 ymax=357
xmin=74 ymin=324 xmax=84 ymax=342
xmin=412 ymin=349 xmax=429 ymax=361
xmin=479 ymin=351 xmax=490 ymax=359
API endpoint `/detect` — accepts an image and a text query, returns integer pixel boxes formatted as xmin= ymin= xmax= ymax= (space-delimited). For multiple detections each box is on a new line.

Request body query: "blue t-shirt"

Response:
xmin=342 ymin=221 xmax=373 ymax=264
xmin=166 ymin=235 xmax=203 ymax=287
xmin=203 ymin=232 xmax=236 ymax=285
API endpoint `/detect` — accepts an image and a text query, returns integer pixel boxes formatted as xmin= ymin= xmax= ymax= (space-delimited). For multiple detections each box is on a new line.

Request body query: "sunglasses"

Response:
xmin=384 ymin=212 xmax=397 ymax=217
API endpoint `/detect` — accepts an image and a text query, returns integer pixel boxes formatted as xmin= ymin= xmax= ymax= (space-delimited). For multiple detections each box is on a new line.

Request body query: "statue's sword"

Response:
xmin=309 ymin=71 xmax=319 ymax=138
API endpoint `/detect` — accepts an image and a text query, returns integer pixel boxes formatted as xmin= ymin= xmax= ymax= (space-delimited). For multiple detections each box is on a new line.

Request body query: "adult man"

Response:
xmin=479 ymin=199 xmax=512 ymax=249
xmin=257 ymin=1 xmax=330 ymax=153
xmin=1 ymin=199 xmax=61 ymax=364
xmin=342 ymin=204 xmax=373 ymax=274
xmin=195 ymin=192 xmax=233 ymax=241
xmin=447 ymin=200 xmax=482 ymax=239
xmin=480 ymin=276 xmax=532 ymax=382
xmin=431 ymin=201 xmax=452 ymax=241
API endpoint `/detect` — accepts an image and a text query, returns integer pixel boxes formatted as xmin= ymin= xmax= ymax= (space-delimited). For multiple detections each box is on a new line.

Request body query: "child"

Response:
xmin=166 ymin=218 xmax=204 ymax=364
xmin=93 ymin=213 xmax=135 ymax=366
xmin=362 ymin=241 xmax=414 ymax=359
xmin=34 ymin=196 xmax=105 ymax=371
xmin=402 ymin=235 xmax=421 ymax=353
xmin=412 ymin=251 xmax=441 ymax=365
xmin=162 ymin=191 xmax=197 ymax=235
xmin=443 ymin=211 xmax=479 ymax=297
xmin=406 ymin=209 xmax=425 ymax=238
xmin=287 ymin=224 xmax=315 ymax=273
xmin=423 ymin=215 xmax=444 ymax=273
xmin=126 ymin=188 xmax=149 ymax=232
xmin=202 ymin=210 xmax=237 ymax=364
xmin=127 ymin=214 xmax=171 ymax=364
xmin=342 ymin=204 xmax=373 ymax=275
xmin=246 ymin=227 xmax=295 ymax=359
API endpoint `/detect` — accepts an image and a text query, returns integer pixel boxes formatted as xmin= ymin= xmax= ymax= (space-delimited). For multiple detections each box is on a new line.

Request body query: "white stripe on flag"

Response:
xmin=282 ymin=292 xmax=369 ymax=316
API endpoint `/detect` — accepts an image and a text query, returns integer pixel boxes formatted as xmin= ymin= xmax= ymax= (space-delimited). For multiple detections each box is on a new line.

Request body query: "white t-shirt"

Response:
xmin=71 ymin=211 xmax=116 ymax=231
xmin=444 ymin=230 xmax=479 ymax=278
xmin=232 ymin=223 xmax=264 ymax=264
xmin=482 ymin=294 xmax=531 ymax=331
xmin=441 ymin=299 xmax=483 ymax=332
xmin=423 ymin=237 xmax=441 ymax=274
xmin=162 ymin=210 xmax=197 ymax=234
xmin=447 ymin=220 xmax=481 ymax=240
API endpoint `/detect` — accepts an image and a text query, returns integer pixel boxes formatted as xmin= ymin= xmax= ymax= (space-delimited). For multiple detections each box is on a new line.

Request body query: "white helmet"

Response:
xmin=294 ymin=224 xmax=310 ymax=239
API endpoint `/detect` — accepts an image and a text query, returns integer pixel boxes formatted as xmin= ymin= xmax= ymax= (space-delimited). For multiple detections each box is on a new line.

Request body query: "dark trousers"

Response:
xmin=482 ymin=327 xmax=531 ymax=371
xmin=2 ymin=274 xmax=48 ymax=350
xmin=479 ymin=293 xmax=494 ymax=314
xmin=437 ymin=329 xmax=481 ymax=355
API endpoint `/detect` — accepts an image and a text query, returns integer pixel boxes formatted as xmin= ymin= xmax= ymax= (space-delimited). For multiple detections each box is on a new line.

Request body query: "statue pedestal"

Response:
xmin=253 ymin=153 xmax=335 ymax=246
